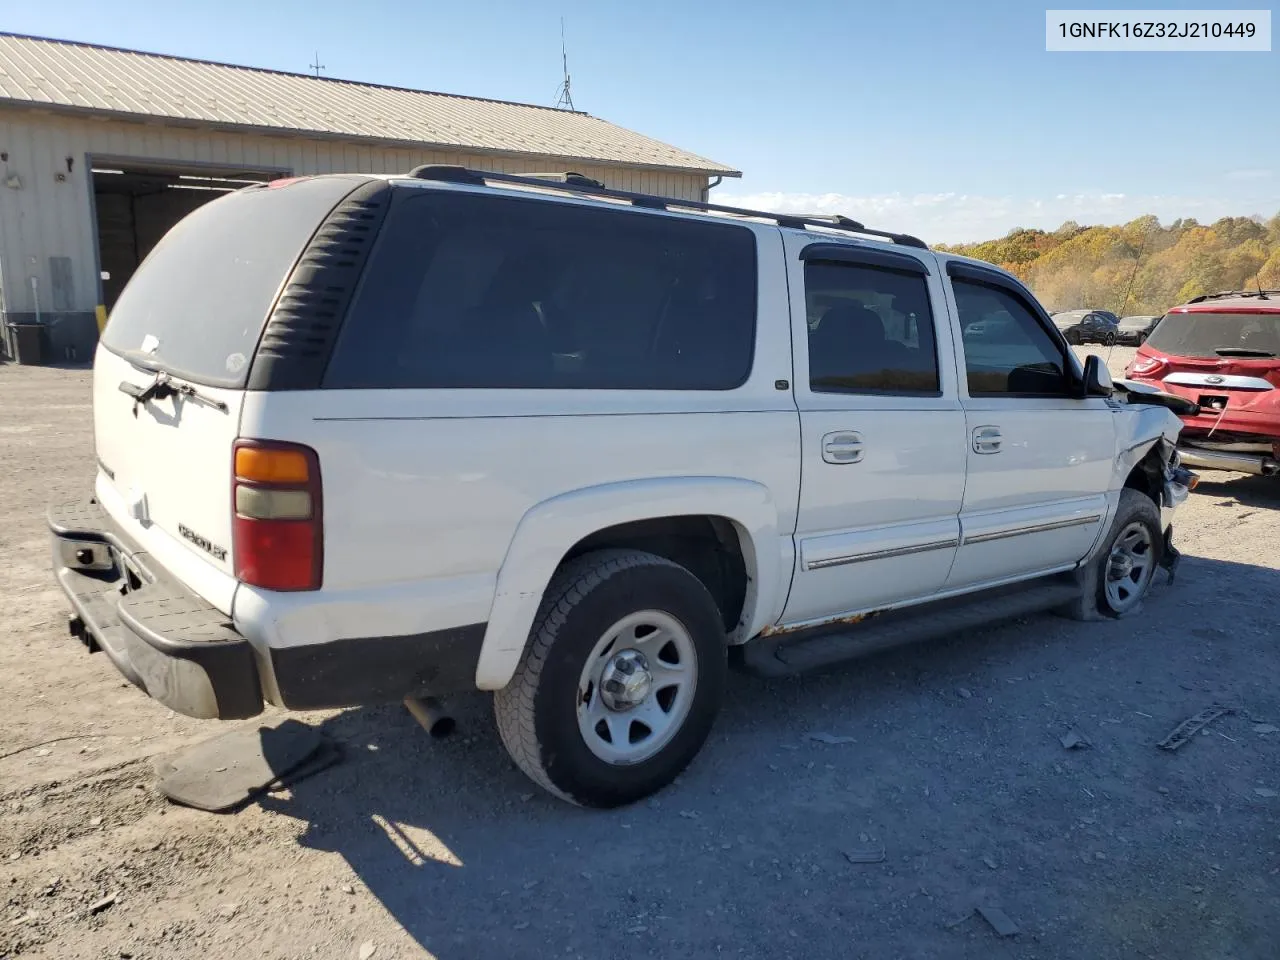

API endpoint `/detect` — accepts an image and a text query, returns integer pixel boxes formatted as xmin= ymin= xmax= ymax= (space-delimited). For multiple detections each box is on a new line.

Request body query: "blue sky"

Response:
xmin=5 ymin=0 xmax=1277 ymax=242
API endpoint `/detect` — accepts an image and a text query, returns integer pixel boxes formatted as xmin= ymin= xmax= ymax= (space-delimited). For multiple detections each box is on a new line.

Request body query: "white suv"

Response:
xmin=50 ymin=167 xmax=1196 ymax=807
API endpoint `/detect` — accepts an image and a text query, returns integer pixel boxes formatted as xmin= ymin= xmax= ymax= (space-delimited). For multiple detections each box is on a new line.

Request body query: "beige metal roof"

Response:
xmin=0 ymin=33 xmax=739 ymax=176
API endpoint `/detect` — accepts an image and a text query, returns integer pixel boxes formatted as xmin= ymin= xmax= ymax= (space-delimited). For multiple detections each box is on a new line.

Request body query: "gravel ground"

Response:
xmin=2 ymin=347 xmax=1278 ymax=960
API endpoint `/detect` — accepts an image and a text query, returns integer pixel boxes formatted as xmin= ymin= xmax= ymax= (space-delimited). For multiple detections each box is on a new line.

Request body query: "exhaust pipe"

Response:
xmin=1179 ymin=447 xmax=1280 ymax=476
xmin=403 ymin=696 xmax=455 ymax=738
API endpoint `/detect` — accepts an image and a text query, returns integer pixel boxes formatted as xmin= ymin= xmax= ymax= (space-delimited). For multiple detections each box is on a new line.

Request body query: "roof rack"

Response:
xmin=1187 ymin=289 xmax=1280 ymax=303
xmin=405 ymin=165 xmax=929 ymax=249
xmin=513 ymin=171 xmax=607 ymax=189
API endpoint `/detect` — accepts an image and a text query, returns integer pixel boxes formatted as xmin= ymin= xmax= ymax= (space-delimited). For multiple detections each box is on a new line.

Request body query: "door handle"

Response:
xmin=972 ymin=425 xmax=1002 ymax=455
xmin=822 ymin=431 xmax=864 ymax=464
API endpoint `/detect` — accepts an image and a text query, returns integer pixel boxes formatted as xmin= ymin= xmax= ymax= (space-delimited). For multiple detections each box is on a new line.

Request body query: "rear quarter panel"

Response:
xmin=235 ymin=225 xmax=801 ymax=685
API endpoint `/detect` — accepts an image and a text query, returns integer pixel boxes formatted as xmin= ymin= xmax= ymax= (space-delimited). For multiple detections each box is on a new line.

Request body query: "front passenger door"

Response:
xmin=944 ymin=265 xmax=1117 ymax=590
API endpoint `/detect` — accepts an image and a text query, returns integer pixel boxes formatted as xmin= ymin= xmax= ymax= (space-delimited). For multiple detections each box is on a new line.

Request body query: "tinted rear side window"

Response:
xmin=324 ymin=191 xmax=758 ymax=390
xmin=100 ymin=177 xmax=363 ymax=388
xmin=803 ymin=260 xmax=940 ymax=394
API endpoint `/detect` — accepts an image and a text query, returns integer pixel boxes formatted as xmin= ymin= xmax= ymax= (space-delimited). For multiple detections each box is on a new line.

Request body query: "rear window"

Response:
xmin=100 ymin=177 xmax=363 ymax=387
xmin=1144 ymin=310 xmax=1280 ymax=358
xmin=323 ymin=191 xmax=758 ymax=390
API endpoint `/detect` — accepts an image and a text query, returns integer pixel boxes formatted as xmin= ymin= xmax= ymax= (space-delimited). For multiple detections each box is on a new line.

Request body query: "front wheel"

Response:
xmin=1065 ymin=329 xmax=1081 ymax=345
xmin=494 ymin=549 xmax=727 ymax=807
xmin=1058 ymin=489 xmax=1163 ymax=620
xmin=1104 ymin=331 xmax=1117 ymax=346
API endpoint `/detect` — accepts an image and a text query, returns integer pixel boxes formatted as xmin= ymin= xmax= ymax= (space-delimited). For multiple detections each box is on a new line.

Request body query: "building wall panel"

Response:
xmin=0 ymin=107 xmax=709 ymax=358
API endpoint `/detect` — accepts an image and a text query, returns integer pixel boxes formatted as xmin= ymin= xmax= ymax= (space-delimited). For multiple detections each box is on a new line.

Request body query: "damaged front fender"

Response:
xmin=1112 ymin=397 xmax=1197 ymax=537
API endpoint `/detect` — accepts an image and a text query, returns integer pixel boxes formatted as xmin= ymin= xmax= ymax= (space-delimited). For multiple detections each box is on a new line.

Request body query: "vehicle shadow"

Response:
xmin=260 ymin=554 xmax=1280 ymax=960
xmin=1192 ymin=473 xmax=1280 ymax=509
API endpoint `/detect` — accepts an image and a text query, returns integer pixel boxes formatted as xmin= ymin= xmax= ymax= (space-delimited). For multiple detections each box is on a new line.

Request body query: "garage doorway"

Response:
xmin=90 ymin=160 xmax=287 ymax=311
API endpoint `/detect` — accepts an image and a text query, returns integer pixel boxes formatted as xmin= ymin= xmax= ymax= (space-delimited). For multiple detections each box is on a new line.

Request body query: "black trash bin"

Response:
xmin=7 ymin=323 xmax=47 ymax=365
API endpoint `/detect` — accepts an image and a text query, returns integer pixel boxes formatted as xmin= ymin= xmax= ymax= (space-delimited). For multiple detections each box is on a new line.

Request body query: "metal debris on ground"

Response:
xmin=807 ymin=731 xmax=856 ymax=745
xmin=977 ymin=905 xmax=1020 ymax=937
xmin=1157 ymin=705 xmax=1234 ymax=751
xmin=1060 ymin=729 xmax=1091 ymax=750
xmin=88 ymin=894 xmax=118 ymax=915
xmin=844 ymin=846 xmax=886 ymax=864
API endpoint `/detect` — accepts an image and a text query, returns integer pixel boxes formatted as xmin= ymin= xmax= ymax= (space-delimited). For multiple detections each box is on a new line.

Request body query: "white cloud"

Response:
xmin=710 ymin=189 xmax=1273 ymax=245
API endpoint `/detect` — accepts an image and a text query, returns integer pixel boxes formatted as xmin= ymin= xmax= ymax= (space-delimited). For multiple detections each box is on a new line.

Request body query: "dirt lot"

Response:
xmin=2 ymin=347 xmax=1278 ymax=960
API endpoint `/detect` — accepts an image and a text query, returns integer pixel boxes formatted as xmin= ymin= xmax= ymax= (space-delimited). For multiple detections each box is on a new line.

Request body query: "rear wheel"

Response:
xmin=1104 ymin=331 xmax=1117 ymax=346
xmin=1065 ymin=329 xmax=1081 ymax=345
xmin=494 ymin=549 xmax=727 ymax=807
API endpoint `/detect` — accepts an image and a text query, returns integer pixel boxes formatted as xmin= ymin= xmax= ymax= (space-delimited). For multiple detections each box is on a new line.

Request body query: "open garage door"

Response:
xmin=91 ymin=161 xmax=285 ymax=311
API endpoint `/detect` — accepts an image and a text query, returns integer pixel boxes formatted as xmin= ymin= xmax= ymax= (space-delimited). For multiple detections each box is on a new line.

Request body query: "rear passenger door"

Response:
xmin=779 ymin=238 xmax=967 ymax=627
xmin=943 ymin=262 xmax=1116 ymax=589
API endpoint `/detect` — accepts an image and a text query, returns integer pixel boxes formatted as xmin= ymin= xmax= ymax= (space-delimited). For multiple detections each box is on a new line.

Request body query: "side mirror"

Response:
xmin=1083 ymin=354 xmax=1114 ymax=397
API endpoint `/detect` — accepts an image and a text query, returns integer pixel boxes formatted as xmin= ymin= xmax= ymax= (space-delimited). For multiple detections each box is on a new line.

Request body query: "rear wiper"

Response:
xmin=1213 ymin=347 xmax=1276 ymax=357
xmin=119 ymin=372 xmax=228 ymax=417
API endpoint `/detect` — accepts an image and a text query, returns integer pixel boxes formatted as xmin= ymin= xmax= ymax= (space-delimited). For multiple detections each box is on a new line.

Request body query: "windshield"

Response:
xmin=100 ymin=176 xmax=362 ymax=387
xmin=1144 ymin=310 xmax=1280 ymax=358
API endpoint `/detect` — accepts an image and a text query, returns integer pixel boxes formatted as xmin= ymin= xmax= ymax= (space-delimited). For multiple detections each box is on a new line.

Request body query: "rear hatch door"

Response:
xmin=1140 ymin=308 xmax=1280 ymax=424
xmin=93 ymin=175 xmax=369 ymax=612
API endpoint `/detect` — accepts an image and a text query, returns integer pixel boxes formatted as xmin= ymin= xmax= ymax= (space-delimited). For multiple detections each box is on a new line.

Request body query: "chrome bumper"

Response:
xmin=1179 ymin=446 xmax=1279 ymax=476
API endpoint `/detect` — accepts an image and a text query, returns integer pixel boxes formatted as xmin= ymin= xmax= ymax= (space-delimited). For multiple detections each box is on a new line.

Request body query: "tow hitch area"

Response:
xmin=67 ymin=613 xmax=98 ymax=652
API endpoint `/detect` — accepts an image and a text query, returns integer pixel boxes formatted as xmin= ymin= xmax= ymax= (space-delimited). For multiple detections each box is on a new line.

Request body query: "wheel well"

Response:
xmin=1124 ymin=448 xmax=1165 ymax=505
xmin=565 ymin=516 xmax=749 ymax=634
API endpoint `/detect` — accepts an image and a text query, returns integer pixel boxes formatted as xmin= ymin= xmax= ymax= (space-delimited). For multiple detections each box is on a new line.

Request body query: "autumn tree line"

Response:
xmin=936 ymin=213 xmax=1280 ymax=316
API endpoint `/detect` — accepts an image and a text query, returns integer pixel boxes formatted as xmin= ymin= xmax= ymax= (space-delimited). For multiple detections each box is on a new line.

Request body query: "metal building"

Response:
xmin=0 ymin=33 xmax=739 ymax=363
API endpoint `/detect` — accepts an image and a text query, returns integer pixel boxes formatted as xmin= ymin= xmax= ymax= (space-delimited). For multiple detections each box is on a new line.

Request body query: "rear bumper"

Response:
xmin=50 ymin=498 xmax=487 ymax=717
xmin=49 ymin=499 xmax=264 ymax=720
xmin=1178 ymin=446 xmax=1280 ymax=476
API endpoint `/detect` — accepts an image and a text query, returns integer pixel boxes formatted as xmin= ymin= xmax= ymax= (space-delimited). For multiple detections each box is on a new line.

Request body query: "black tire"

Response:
xmin=1065 ymin=329 xmax=1081 ymax=345
xmin=1058 ymin=489 xmax=1163 ymax=621
xmin=1104 ymin=331 xmax=1117 ymax=346
xmin=493 ymin=549 xmax=727 ymax=808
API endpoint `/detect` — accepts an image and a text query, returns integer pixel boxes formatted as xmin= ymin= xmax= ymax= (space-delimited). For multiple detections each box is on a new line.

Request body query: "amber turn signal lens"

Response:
xmin=234 ymin=447 xmax=310 ymax=484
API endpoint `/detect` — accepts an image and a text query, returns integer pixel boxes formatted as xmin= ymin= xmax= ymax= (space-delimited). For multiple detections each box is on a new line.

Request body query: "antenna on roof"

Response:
xmin=553 ymin=18 xmax=575 ymax=111
xmin=309 ymin=52 xmax=325 ymax=78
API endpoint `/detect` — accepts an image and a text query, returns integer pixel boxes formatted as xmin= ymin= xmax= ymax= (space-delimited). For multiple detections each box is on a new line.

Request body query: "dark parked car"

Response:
xmin=1051 ymin=309 xmax=1120 ymax=345
xmin=1116 ymin=314 xmax=1162 ymax=345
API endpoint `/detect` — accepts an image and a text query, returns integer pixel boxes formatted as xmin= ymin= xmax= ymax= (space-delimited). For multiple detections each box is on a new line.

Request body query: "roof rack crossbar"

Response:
xmin=405 ymin=165 xmax=929 ymax=249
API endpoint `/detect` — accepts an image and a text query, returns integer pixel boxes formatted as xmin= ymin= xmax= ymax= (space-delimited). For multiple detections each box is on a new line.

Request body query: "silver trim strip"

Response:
xmin=1164 ymin=372 xmax=1274 ymax=392
xmin=963 ymin=513 xmax=1102 ymax=545
xmin=806 ymin=537 xmax=960 ymax=571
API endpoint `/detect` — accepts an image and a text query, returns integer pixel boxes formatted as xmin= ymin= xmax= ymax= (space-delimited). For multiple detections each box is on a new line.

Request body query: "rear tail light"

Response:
xmin=232 ymin=440 xmax=322 ymax=591
xmin=1127 ymin=355 xmax=1166 ymax=378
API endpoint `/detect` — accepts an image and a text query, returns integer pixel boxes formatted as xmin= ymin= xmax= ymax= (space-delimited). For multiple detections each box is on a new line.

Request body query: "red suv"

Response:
xmin=1125 ymin=291 xmax=1280 ymax=476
